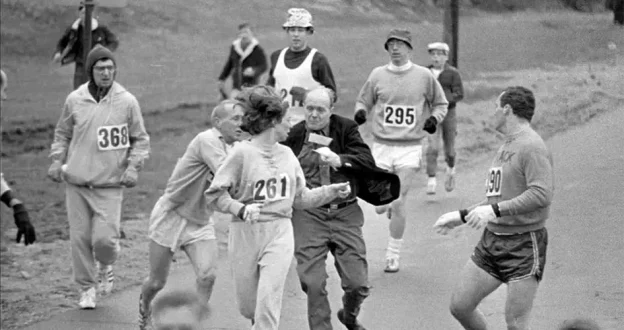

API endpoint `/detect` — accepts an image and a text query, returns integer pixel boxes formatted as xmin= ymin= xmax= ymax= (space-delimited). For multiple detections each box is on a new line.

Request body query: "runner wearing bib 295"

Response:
xmin=47 ymin=45 xmax=150 ymax=310
xmin=267 ymin=8 xmax=337 ymax=126
xmin=354 ymin=29 xmax=448 ymax=273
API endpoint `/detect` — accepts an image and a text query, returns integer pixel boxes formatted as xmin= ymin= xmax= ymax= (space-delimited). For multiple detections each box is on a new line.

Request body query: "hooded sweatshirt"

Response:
xmin=50 ymin=45 xmax=150 ymax=188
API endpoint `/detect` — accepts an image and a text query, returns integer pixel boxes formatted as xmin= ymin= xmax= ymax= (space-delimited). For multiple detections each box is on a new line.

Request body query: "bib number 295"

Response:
xmin=254 ymin=174 xmax=290 ymax=201
xmin=97 ymin=124 xmax=130 ymax=151
xmin=384 ymin=105 xmax=416 ymax=127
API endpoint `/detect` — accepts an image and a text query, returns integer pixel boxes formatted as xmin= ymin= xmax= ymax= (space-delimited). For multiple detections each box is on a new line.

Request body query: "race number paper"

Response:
xmin=383 ymin=104 xmax=418 ymax=128
xmin=253 ymin=174 xmax=291 ymax=202
xmin=97 ymin=124 xmax=130 ymax=151
xmin=485 ymin=167 xmax=503 ymax=197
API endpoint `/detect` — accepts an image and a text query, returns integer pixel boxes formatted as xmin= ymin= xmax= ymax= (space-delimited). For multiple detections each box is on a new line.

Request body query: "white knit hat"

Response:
xmin=283 ymin=8 xmax=313 ymax=28
xmin=428 ymin=42 xmax=450 ymax=53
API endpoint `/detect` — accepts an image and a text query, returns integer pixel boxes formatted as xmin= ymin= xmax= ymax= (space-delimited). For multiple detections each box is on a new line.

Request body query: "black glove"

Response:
xmin=423 ymin=116 xmax=438 ymax=134
xmin=13 ymin=204 xmax=36 ymax=246
xmin=354 ymin=109 xmax=367 ymax=125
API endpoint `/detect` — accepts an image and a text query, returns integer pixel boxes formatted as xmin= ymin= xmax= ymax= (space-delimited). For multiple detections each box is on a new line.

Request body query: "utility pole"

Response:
xmin=83 ymin=0 xmax=95 ymax=78
xmin=442 ymin=0 xmax=459 ymax=68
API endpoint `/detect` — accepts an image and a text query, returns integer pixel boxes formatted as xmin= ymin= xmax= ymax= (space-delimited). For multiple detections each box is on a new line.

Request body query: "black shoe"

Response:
xmin=337 ymin=309 xmax=366 ymax=330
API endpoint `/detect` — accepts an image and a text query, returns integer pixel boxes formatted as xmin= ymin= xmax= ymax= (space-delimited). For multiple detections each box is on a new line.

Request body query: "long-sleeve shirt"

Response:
xmin=486 ymin=126 xmax=554 ymax=234
xmin=266 ymin=46 xmax=337 ymax=98
xmin=50 ymin=82 xmax=150 ymax=188
xmin=163 ymin=129 xmax=232 ymax=225
xmin=428 ymin=63 xmax=464 ymax=109
xmin=204 ymin=141 xmax=338 ymax=223
xmin=356 ymin=62 xmax=448 ymax=145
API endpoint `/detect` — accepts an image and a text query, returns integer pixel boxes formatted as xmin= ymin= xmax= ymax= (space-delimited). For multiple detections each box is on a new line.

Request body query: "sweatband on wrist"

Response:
xmin=492 ymin=203 xmax=501 ymax=218
xmin=459 ymin=209 xmax=468 ymax=223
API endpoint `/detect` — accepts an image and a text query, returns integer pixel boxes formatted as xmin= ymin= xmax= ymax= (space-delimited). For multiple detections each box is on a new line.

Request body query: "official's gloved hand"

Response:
xmin=13 ymin=204 xmax=36 ymax=246
xmin=423 ymin=116 xmax=438 ymax=134
xmin=120 ymin=166 xmax=139 ymax=188
xmin=354 ymin=109 xmax=367 ymax=126
xmin=47 ymin=160 xmax=63 ymax=183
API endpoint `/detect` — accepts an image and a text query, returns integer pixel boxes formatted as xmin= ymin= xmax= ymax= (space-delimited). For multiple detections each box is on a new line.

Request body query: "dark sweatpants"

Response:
xmin=292 ymin=202 xmax=370 ymax=330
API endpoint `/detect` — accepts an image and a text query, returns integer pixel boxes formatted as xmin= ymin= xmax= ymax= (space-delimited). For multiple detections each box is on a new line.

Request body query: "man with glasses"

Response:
xmin=48 ymin=44 xmax=150 ymax=310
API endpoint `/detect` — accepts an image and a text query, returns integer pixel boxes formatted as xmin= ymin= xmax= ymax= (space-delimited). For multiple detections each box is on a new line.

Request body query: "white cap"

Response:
xmin=283 ymin=8 xmax=313 ymax=28
xmin=428 ymin=42 xmax=450 ymax=53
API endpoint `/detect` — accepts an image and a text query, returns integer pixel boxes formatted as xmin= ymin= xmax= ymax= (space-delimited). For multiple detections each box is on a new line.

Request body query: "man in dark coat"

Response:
xmin=282 ymin=87 xmax=399 ymax=330
xmin=217 ymin=23 xmax=268 ymax=100
xmin=53 ymin=3 xmax=119 ymax=90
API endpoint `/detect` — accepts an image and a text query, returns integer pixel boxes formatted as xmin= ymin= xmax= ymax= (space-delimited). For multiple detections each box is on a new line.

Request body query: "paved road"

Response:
xmin=22 ymin=108 xmax=624 ymax=329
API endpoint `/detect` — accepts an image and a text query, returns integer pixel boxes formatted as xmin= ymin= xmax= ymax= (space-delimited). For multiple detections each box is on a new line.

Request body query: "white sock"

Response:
xmin=386 ymin=238 xmax=403 ymax=258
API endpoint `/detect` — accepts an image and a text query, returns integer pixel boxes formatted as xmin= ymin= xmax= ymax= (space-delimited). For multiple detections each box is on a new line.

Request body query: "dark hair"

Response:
xmin=238 ymin=22 xmax=251 ymax=30
xmin=500 ymin=86 xmax=536 ymax=122
xmin=151 ymin=290 xmax=205 ymax=321
xmin=235 ymin=85 xmax=288 ymax=135
xmin=283 ymin=26 xmax=314 ymax=34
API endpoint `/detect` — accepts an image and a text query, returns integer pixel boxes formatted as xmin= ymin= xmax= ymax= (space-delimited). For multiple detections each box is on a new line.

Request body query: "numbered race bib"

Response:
xmin=485 ymin=167 xmax=503 ymax=197
xmin=383 ymin=104 xmax=418 ymax=128
xmin=97 ymin=124 xmax=130 ymax=151
xmin=253 ymin=174 xmax=291 ymax=202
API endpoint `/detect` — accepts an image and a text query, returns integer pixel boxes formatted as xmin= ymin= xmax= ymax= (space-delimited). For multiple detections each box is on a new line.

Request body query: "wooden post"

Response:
xmin=83 ymin=0 xmax=95 ymax=77
xmin=442 ymin=0 xmax=459 ymax=68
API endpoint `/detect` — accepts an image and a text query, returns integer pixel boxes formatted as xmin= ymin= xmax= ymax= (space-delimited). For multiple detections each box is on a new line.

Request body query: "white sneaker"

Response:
xmin=79 ymin=287 xmax=96 ymax=309
xmin=384 ymin=256 xmax=400 ymax=273
xmin=445 ymin=167 xmax=456 ymax=192
xmin=97 ymin=262 xmax=114 ymax=295
xmin=427 ymin=177 xmax=437 ymax=195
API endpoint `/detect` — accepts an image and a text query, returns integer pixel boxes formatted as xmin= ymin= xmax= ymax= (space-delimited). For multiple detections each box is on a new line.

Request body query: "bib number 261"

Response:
xmin=254 ymin=174 xmax=290 ymax=201
xmin=384 ymin=105 xmax=416 ymax=127
xmin=97 ymin=124 xmax=130 ymax=151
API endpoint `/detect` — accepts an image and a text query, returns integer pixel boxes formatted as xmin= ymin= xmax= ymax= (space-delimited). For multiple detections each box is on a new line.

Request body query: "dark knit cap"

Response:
xmin=86 ymin=44 xmax=116 ymax=81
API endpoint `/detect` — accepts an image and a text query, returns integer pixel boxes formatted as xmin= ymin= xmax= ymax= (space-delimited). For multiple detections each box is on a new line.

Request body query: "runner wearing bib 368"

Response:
xmin=48 ymin=45 xmax=150 ymax=310
xmin=354 ymin=29 xmax=448 ymax=273
xmin=267 ymin=8 xmax=337 ymax=126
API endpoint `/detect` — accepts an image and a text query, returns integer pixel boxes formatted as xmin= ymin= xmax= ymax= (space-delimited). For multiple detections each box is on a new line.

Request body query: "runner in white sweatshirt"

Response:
xmin=204 ymin=85 xmax=350 ymax=330
xmin=354 ymin=29 xmax=448 ymax=273
xmin=47 ymin=45 xmax=150 ymax=309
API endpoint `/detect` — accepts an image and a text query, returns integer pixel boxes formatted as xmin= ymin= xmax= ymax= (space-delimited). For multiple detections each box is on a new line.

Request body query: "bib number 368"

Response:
xmin=485 ymin=167 xmax=503 ymax=197
xmin=384 ymin=105 xmax=416 ymax=127
xmin=97 ymin=124 xmax=130 ymax=151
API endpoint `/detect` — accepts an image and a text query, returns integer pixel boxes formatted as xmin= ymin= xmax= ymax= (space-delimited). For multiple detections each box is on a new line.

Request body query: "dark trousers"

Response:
xmin=73 ymin=63 xmax=87 ymax=90
xmin=292 ymin=203 xmax=370 ymax=330
xmin=615 ymin=0 xmax=624 ymax=25
xmin=426 ymin=107 xmax=457 ymax=177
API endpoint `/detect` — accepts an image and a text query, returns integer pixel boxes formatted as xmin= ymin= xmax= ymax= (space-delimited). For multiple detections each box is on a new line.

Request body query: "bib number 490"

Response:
xmin=253 ymin=174 xmax=290 ymax=201
xmin=485 ymin=167 xmax=503 ymax=197
xmin=384 ymin=105 xmax=416 ymax=127
xmin=97 ymin=124 xmax=130 ymax=151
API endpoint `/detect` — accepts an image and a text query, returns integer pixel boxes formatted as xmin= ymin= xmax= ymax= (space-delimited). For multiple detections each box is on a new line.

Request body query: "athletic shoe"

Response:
xmin=96 ymin=261 xmax=114 ymax=295
xmin=337 ymin=309 xmax=367 ymax=330
xmin=78 ymin=287 xmax=96 ymax=309
xmin=138 ymin=293 xmax=151 ymax=330
xmin=445 ymin=167 xmax=456 ymax=192
xmin=384 ymin=256 xmax=400 ymax=273
xmin=427 ymin=177 xmax=437 ymax=195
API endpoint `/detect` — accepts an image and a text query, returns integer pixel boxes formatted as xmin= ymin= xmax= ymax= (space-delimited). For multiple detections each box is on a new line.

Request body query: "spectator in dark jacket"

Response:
xmin=608 ymin=0 xmax=624 ymax=26
xmin=217 ymin=23 xmax=268 ymax=100
xmin=53 ymin=2 xmax=119 ymax=90
xmin=425 ymin=42 xmax=464 ymax=195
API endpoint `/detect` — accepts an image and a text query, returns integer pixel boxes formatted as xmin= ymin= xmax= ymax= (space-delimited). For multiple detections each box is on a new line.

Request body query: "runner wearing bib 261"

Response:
xmin=354 ymin=29 xmax=448 ymax=273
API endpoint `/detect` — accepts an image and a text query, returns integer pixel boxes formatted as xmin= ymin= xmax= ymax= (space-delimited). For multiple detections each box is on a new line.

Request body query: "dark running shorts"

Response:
xmin=471 ymin=227 xmax=548 ymax=283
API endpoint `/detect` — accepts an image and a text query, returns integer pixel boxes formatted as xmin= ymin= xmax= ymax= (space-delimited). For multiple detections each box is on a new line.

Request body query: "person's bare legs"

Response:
xmin=184 ymin=239 xmax=219 ymax=310
xmin=504 ymin=277 xmax=539 ymax=330
xmin=449 ymin=260 xmax=502 ymax=329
